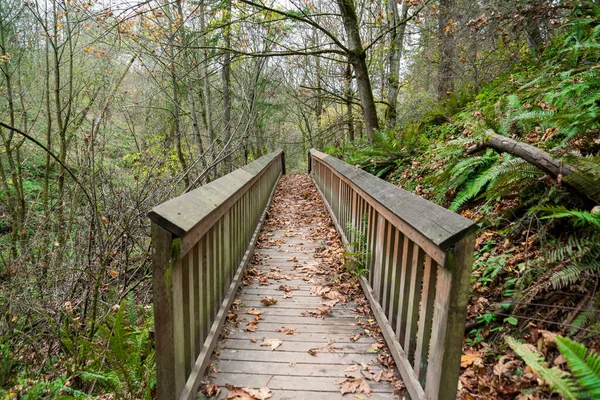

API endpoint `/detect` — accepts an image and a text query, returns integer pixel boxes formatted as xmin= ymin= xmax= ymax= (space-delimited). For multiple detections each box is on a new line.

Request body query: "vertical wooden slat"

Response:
xmin=366 ymin=207 xmax=375 ymax=285
xmin=211 ymin=225 xmax=219 ymax=317
xmin=372 ymin=214 xmax=386 ymax=301
xmin=200 ymin=236 xmax=209 ymax=341
xmin=381 ymin=222 xmax=394 ymax=312
xmin=171 ymin=257 xmax=185 ymax=395
xmin=387 ymin=230 xmax=403 ymax=326
xmin=193 ymin=242 xmax=202 ymax=356
xmin=182 ymin=253 xmax=193 ymax=375
xmin=350 ymin=190 xmax=357 ymax=243
xmin=425 ymin=233 xmax=475 ymax=400
xmin=414 ymin=255 xmax=436 ymax=385
xmin=396 ymin=237 xmax=413 ymax=342
xmin=404 ymin=247 xmax=425 ymax=360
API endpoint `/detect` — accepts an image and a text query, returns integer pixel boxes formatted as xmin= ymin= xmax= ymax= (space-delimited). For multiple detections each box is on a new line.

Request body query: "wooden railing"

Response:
xmin=309 ymin=149 xmax=476 ymax=400
xmin=148 ymin=150 xmax=285 ymax=400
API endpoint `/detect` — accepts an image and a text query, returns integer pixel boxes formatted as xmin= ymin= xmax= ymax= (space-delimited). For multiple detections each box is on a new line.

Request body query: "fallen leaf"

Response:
xmin=245 ymin=322 xmax=258 ymax=332
xmin=225 ymin=385 xmax=254 ymax=399
xmin=261 ymin=338 xmax=283 ymax=351
xmin=493 ymin=355 xmax=522 ymax=378
xmin=336 ymin=377 xmax=371 ymax=396
xmin=244 ymin=386 xmax=273 ymax=400
xmin=278 ymin=285 xmax=299 ymax=291
xmin=461 ymin=350 xmax=484 ymax=368
xmin=350 ymin=333 xmax=361 ymax=342
xmin=200 ymin=382 xmax=221 ymax=398
xmin=276 ymin=326 xmax=296 ymax=335
xmin=260 ymin=296 xmax=278 ymax=306
xmin=345 ymin=364 xmax=359 ymax=372
xmin=302 ymin=306 xmax=332 ymax=319
xmin=245 ymin=308 xmax=264 ymax=316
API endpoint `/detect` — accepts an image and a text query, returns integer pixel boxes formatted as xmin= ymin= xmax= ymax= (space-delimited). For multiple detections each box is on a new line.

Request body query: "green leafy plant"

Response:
xmin=506 ymin=335 xmax=600 ymax=399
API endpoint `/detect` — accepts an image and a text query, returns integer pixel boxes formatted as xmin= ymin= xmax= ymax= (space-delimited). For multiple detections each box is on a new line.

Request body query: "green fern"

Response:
xmin=538 ymin=206 xmax=600 ymax=229
xmin=505 ymin=336 xmax=578 ymax=399
xmin=556 ymin=336 xmax=600 ymax=397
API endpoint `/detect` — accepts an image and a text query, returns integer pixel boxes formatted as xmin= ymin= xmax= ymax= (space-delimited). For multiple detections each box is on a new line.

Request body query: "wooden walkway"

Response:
xmin=200 ymin=175 xmax=404 ymax=399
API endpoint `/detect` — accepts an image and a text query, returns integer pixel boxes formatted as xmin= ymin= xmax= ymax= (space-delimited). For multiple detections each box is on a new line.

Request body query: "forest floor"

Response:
xmin=199 ymin=174 xmax=406 ymax=399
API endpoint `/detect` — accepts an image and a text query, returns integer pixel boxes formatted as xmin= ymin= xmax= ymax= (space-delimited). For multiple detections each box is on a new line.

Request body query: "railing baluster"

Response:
xmin=414 ymin=255 xmax=436 ymax=385
xmin=396 ymin=237 xmax=413 ymax=342
xmin=150 ymin=151 xmax=283 ymax=400
xmin=182 ymin=252 xmax=193 ymax=375
xmin=381 ymin=222 xmax=394 ymax=313
xmin=404 ymin=247 xmax=425 ymax=360
xmin=387 ymin=229 xmax=403 ymax=327
xmin=373 ymin=214 xmax=386 ymax=302
xmin=308 ymin=149 xmax=475 ymax=400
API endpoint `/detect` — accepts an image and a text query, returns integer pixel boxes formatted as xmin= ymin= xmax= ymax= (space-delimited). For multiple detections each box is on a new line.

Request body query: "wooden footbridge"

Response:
xmin=148 ymin=150 xmax=476 ymax=400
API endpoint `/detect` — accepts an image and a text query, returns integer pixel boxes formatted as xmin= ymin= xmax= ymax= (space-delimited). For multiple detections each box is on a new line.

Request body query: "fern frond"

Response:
xmin=556 ymin=336 xmax=600 ymax=397
xmin=506 ymin=336 xmax=578 ymax=400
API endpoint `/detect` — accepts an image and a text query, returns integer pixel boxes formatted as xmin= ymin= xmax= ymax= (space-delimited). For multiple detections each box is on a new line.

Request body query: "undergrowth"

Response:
xmin=325 ymin=3 xmax=600 ymax=398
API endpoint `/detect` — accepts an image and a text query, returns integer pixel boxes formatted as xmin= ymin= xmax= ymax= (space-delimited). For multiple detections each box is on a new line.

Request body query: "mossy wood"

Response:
xmin=309 ymin=148 xmax=476 ymax=400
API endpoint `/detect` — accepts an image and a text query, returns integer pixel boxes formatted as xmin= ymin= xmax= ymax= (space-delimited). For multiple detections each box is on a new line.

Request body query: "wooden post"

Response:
xmin=152 ymin=224 xmax=185 ymax=400
xmin=425 ymin=233 xmax=475 ymax=399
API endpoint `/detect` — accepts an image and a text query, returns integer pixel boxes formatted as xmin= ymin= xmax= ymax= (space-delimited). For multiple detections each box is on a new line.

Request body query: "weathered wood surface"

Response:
xmin=150 ymin=151 xmax=284 ymax=400
xmin=200 ymin=178 xmax=403 ymax=399
xmin=309 ymin=149 xmax=475 ymax=250
xmin=148 ymin=149 xmax=283 ymax=239
xmin=310 ymin=149 xmax=476 ymax=400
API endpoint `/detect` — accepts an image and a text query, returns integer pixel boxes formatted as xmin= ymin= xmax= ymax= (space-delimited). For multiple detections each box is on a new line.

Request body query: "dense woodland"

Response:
xmin=1 ymin=0 xmax=599 ymax=398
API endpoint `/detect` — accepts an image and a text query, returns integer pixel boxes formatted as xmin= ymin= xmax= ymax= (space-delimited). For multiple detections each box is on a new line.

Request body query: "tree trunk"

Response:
xmin=386 ymin=0 xmax=408 ymax=128
xmin=336 ymin=0 xmax=379 ymax=139
xmin=467 ymin=130 xmax=599 ymax=204
xmin=345 ymin=61 xmax=354 ymax=142
xmin=199 ymin=0 xmax=216 ymax=178
xmin=438 ymin=0 xmax=455 ymax=100
xmin=222 ymin=0 xmax=233 ymax=173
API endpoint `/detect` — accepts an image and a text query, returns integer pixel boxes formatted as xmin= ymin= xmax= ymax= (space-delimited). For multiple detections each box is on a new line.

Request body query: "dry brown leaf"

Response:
xmin=336 ymin=377 xmax=371 ymax=396
xmin=276 ymin=326 xmax=296 ymax=335
xmin=278 ymin=285 xmax=299 ymax=291
xmin=302 ymin=306 xmax=332 ymax=319
xmin=244 ymin=385 xmax=273 ymax=398
xmin=321 ymin=299 xmax=339 ymax=307
xmin=461 ymin=350 xmax=484 ymax=368
xmin=227 ymin=312 xmax=238 ymax=322
xmin=245 ymin=308 xmax=264 ymax=316
xmin=260 ymin=296 xmax=278 ymax=306
xmin=260 ymin=338 xmax=283 ymax=351
xmin=283 ymin=292 xmax=293 ymax=299
xmin=245 ymin=322 xmax=258 ymax=332
xmin=350 ymin=333 xmax=361 ymax=342
xmin=201 ymin=382 xmax=221 ymax=398
xmin=493 ymin=355 xmax=522 ymax=378
xmin=225 ymin=385 xmax=254 ymax=399
xmin=308 ymin=340 xmax=343 ymax=355
xmin=344 ymin=364 xmax=359 ymax=372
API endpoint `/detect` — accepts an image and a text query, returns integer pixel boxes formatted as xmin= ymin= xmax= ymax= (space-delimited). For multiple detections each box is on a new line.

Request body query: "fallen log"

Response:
xmin=467 ymin=130 xmax=599 ymax=204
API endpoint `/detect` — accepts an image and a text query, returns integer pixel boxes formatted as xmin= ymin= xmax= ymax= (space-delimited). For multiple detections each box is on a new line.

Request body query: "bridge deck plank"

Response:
xmin=199 ymin=176 xmax=402 ymax=399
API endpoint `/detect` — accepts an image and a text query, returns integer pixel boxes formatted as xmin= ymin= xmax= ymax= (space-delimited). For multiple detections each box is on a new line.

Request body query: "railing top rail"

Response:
xmin=310 ymin=149 xmax=476 ymax=249
xmin=148 ymin=149 xmax=283 ymax=238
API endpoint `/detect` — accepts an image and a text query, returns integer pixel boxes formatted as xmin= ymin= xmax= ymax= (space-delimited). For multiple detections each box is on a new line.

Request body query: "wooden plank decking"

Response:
xmin=199 ymin=175 xmax=404 ymax=399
